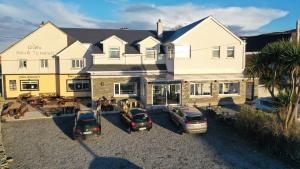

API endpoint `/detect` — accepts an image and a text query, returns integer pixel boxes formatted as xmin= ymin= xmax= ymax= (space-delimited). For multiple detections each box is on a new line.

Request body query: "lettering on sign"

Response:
xmin=67 ymin=75 xmax=90 ymax=79
xmin=19 ymin=75 xmax=40 ymax=79
xmin=16 ymin=43 xmax=54 ymax=56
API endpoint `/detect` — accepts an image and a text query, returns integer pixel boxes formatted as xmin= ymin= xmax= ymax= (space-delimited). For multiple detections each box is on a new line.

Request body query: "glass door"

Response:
xmin=167 ymin=84 xmax=181 ymax=105
xmin=153 ymin=84 xmax=181 ymax=105
xmin=153 ymin=85 xmax=167 ymax=105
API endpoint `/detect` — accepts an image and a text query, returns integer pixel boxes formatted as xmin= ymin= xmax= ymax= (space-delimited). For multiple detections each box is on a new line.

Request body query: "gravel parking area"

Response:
xmin=2 ymin=111 xmax=294 ymax=169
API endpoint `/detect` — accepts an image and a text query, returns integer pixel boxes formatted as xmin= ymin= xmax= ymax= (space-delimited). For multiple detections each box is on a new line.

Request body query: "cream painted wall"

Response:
xmin=170 ymin=17 xmax=245 ymax=74
xmin=1 ymin=22 xmax=73 ymax=74
xmin=57 ymin=41 xmax=93 ymax=74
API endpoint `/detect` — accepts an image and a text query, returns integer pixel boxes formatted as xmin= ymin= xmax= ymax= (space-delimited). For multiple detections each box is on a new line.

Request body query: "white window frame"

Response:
xmin=145 ymin=48 xmax=156 ymax=59
xmin=109 ymin=47 xmax=120 ymax=58
xmin=175 ymin=45 xmax=191 ymax=58
xmin=167 ymin=45 xmax=174 ymax=59
xmin=71 ymin=59 xmax=84 ymax=69
xmin=19 ymin=59 xmax=27 ymax=69
xmin=227 ymin=46 xmax=235 ymax=58
xmin=40 ymin=59 xmax=48 ymax=69
xmin=219 ymin=82 xmax=240 ymax=95
xmin=9 ymin=80 xmax=16 ymax=91
xmin=20 ymin=80 xmax=39 ymax=91
xmin=114 ymin=82 xmax=137 ymax=96
xmin=212 ymin=46 xmax=220 ymax=58
xmin=66 ymin=79 xmax=90 ymax=92
xmin=190 ymin=83 xmax=212 ymax=97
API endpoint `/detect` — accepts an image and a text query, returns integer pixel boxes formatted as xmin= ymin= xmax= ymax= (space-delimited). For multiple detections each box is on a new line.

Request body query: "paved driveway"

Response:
xmin=2 ymin=111 xmax=294 ymax=169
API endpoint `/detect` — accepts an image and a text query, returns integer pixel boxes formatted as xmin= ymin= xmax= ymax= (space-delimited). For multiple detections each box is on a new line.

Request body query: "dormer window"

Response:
xmin=145 ymin=48 xmax=155 ymax=59
xmin=109 ymin=47 xmax=120 ymax=58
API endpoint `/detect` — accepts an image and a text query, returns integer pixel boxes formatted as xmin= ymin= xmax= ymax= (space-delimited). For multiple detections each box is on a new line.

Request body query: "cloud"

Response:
xmin=118 ymin=3 xmax=288 ymax=35
xmin=0 ymin=1 xmax=288 ymax=52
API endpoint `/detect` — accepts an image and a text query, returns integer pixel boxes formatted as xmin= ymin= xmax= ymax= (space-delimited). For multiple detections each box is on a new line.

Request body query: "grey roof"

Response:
xmin=164 ymin=17 xmax=208 ymax=43
xmin=61 ymin=28 xmax=158 ymax=54
xmin=241 ymin=29 xmax=295 ymax=52
xmin=89 ymin=64 xmax=167 ymax=72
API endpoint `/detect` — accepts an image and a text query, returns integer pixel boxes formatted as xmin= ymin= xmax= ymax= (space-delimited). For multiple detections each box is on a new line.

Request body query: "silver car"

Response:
xmin=168 ymin=106 xmax=207 ymax=134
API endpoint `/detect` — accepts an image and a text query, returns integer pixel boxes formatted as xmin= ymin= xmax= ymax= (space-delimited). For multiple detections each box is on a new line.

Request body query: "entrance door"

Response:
xmin=153 ymin=84 xmax=181 ymax=105
xmin=167 ymin=84 xmax=181 ymax=105
xmin=153 ymin=85 xmax=167 ymax=105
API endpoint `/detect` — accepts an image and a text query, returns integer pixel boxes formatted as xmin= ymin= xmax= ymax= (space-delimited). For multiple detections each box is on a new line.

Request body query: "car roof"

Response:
xmin=180 ymin=107 xmax=203 ymax=116
xmin=257 ymin=97 xmax=272 ymax=102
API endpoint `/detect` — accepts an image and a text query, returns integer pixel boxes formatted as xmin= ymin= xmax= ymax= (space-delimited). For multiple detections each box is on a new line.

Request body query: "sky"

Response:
xmin=0 ymin=0 xmax=299 ymax=52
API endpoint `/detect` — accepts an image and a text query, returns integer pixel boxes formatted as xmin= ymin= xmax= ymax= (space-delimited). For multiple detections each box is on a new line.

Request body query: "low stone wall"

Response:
xmin=0 ymin=101 xmax=8 ymax=168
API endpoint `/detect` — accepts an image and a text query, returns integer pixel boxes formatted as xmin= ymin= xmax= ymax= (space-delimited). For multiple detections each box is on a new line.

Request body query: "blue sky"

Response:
xmin=0 ymin=0 xmax=299 ymax=51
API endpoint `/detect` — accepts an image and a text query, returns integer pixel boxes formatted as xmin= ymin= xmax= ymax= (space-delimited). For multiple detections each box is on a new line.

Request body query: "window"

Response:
xmin=67 ymin=80 xmax=90 ymax=92
xmin=175 ymin=45 xmax=190 ymax=58
xmin=19 ymin=59 xmax=27 ymax=69
xmin=219 ymin=82 xmax=239 ymax=95
xmin=190 ymin=83 xmax=212 ymax=96
xmin=20 ymin=80 xmax=39 ymax=91
xmin=40 ymin=59 xmax=48 ymax=68
xmin=71 ymin=59 xmax=84 ymax=68
xmin=109 ymin=47 xmax=120 ymax=58
xmin=114 ymin=82 xmax=137 ymax=95
xmin=167 ymin=46 xmax=174 ymax=58
xmin=227 ymin=46 xmax=235 ymax=58
xmin=9 ymin=80 xmax=16 ymax=91
xmin=145 ymin=48 xmax=155 ymax=58
xmin=212 ymin=46 xmax=220 ymax=58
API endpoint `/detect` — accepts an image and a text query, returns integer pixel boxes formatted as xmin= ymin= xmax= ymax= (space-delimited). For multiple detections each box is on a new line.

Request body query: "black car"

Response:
xmin=120 ymin=108 xmax=152 ymax=133
xmin=73 ymin=111 xmax=101 ymax=140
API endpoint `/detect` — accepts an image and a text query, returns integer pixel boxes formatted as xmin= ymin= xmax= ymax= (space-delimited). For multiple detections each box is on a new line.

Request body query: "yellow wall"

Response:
xmin=4 ymin=74 xmax=91 ymax=98
xmin=58 ymin=74 xmax=91 ymax=97
xmin=4 ymin=74 xmax=57 ymax=98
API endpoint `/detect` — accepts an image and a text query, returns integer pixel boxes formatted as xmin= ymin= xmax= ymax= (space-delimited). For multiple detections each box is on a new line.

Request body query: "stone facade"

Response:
xmin=92 ymin=76 xmax=251 ymax=108
xmin=181 ymin=80 xmax=246 ymax=107
xmin=91 ymin=77 xmax=140 ymax=101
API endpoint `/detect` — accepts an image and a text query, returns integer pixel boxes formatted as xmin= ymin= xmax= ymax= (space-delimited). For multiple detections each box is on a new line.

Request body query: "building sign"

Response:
xmin=19 ymin=75 xmax=40 ymax=79
xmin=67 ymin=74 xmax=90 ymax=79
xmin=16 ymin=43 xmax=54 ymax=56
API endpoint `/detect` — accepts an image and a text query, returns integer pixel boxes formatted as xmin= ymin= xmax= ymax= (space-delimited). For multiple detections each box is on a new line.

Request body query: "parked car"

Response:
xmin=255 ymin=97 xmax=275 ymax=113
xmin=120 ymin=108 xmax=152 ymax=133
xmin=73 ymin=111 xmax=101 ymax=140
xmin=168 ymin=106 xmax=207 ymax=134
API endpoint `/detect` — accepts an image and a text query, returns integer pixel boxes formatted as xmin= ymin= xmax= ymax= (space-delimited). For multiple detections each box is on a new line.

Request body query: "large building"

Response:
xmin=0 ymin=16 xmax=253 ymax=107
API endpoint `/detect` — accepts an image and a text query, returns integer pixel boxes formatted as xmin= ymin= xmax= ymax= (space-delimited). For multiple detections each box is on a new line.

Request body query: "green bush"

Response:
xmin=234 ymin=106 xmax=300 ymax=164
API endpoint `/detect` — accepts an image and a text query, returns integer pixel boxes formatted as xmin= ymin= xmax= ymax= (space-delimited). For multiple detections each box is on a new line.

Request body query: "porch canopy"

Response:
xmin=144 ymin=73 xmax=247 ymax=83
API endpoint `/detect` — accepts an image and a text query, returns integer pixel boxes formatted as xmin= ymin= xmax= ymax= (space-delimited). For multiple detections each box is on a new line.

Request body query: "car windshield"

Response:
xmin=261 ymin=100 xmax=273 ymax=107
xmin=132 ymin=114 xmax=148 ymax=123
xmin=130 ymin=109 xmax=146 ymax=116
xmin=77 ymin=119 xmax=98 ymax=128
xmin=186 ymin=116 xmax=205 ymax=122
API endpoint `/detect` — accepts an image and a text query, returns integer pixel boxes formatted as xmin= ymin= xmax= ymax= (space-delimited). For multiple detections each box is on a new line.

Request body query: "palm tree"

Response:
xmin=247 ymin=40 xmax=300 ymax=131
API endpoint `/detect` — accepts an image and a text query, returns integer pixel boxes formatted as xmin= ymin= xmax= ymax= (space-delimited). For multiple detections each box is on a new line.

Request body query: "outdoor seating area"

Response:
xmin=1 ymin=93 xmax=84 ymax=120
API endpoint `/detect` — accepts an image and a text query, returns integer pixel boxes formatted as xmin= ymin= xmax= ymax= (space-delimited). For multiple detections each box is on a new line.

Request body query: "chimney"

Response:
xmin=39 ymin=21 xmax=45 ymax=27
xmin=157 ymin=19 xmax=163 ymax=38
xmin=297 ymin=19 xmax=300 ymax=43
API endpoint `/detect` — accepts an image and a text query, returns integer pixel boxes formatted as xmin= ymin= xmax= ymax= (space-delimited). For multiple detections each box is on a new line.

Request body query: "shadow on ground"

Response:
xmin=148 ymin=110 xmax=181 ymax=134
xmin=102 ymin=114 xmax=129 ymax=133
xmin=77 ymin=140 xmax=141 ymax=169
xmin=52 ymin=116 xmax=75 ymax=140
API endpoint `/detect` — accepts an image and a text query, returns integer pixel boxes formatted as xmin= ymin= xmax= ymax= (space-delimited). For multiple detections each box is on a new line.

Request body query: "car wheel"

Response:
xmin=128 ymin=127 xmax=131 ymax=134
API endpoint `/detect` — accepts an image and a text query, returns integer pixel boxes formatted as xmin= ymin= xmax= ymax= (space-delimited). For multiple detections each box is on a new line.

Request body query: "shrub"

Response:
xmin=233 ymin=106 xmax=300 ymax=164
